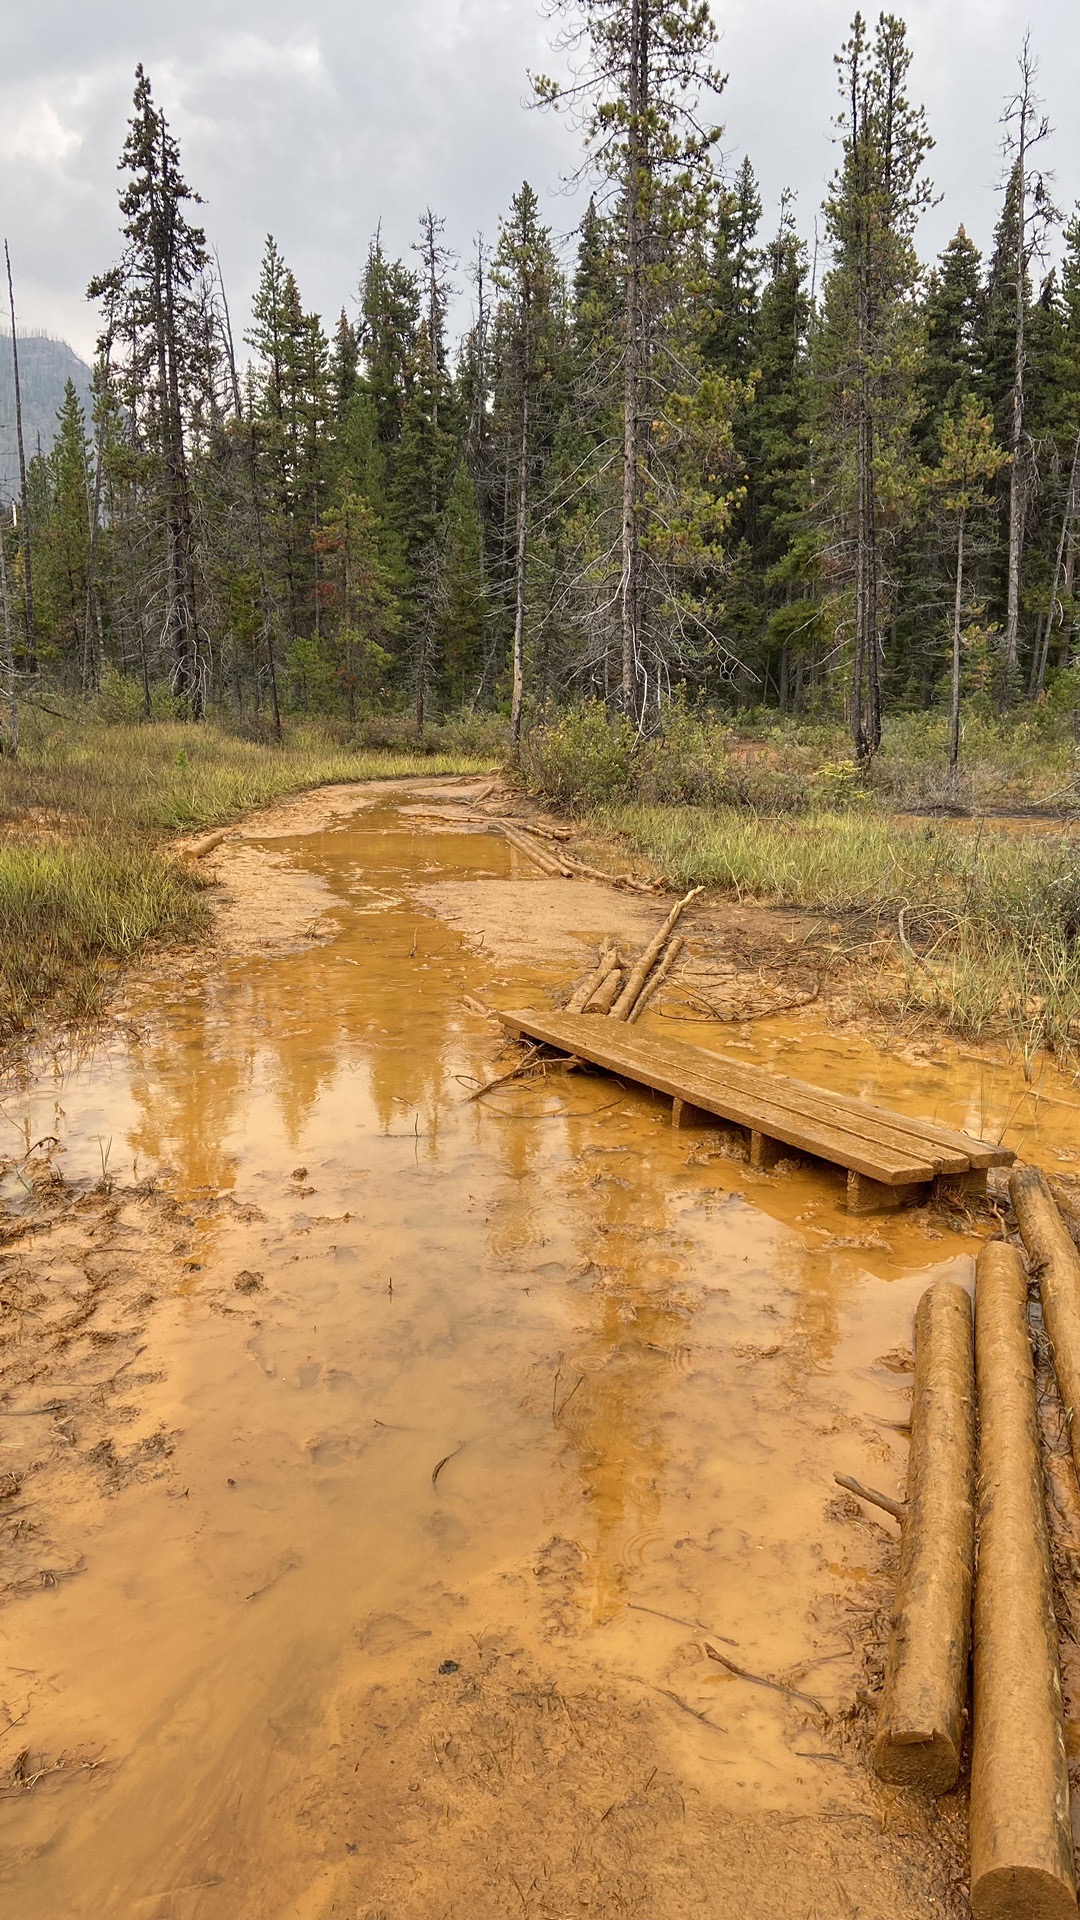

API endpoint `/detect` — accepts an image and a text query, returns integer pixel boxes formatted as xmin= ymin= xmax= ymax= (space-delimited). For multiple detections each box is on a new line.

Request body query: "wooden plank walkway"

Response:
xmin=500 ymin=1008 xmax=1014 ymax=1211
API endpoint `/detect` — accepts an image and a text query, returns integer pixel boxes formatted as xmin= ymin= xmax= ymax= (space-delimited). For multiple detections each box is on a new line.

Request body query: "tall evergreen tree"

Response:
xmin=821 ymin=11 xmax=933 ymax=761
xmin=89 ymin=66 xmax=211 ymax=714
xmin=535 ymin=0 xmax=728 ymax=719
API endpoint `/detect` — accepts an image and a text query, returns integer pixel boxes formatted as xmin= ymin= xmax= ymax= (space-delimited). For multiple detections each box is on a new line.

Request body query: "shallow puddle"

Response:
xmin=1 ymin=794 xmax=1075 ymax=1916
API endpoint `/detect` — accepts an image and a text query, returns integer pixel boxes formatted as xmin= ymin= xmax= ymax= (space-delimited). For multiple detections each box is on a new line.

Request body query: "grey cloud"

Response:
xmin=2 ymin=0 xmax=1078 ymax=363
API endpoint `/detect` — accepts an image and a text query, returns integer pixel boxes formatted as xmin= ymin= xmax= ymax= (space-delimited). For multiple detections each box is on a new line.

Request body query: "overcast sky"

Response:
xmin=1 ymin=0 xmax=1078 ymax=364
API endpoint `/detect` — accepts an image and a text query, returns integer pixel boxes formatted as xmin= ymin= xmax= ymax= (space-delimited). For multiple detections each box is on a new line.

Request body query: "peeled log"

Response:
xmin=1011 ymin=1165 xmax=1080 ymax=1490
xmin=567 ymin=946 xmax=618 ymax=1015
xmin=584 ymin=966 xmax=624 ymax=1014
xmin=185 ymin=828 xmax=233 ymax=859
xmin=970 ymin=1241 xmax=1076 ymax=1920
xmin=501 ymin=825 xmax=564 ymax=875
xmin=873 ymin=1279 xmax=975 ymax=1793
xmin=626 ymin=935 xmax=684 ymax=1023
xmin=608 ymin=887 xmax=702 ymax=1021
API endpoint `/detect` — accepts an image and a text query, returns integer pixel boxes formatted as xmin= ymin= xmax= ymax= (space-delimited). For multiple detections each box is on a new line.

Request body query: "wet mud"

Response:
xmin=1 ymin=779 xmax=1078 ymax=1917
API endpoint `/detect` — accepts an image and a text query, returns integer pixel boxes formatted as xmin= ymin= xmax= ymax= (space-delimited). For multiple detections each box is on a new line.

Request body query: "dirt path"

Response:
xmin=1 ymin=777 xmax=1078 ymax=1917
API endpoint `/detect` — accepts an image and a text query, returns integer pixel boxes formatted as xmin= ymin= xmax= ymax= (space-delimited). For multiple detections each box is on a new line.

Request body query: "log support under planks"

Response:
xmin=970 ymin=1240 xmax=1076 ymax=1919
xmin=873 ymin=1279 xmax=975 ymax=1793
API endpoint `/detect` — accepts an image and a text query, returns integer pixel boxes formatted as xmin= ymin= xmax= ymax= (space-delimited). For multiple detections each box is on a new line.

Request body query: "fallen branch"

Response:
xmin=463 ymin=1043 xmax=543 ymax=1102
xmin=566 ymin=946 xmax=618 ymax=1015
xmin=626 ymin=935 xmax=685 ymax=1024
xmin=609 ymin=887 xmax=704 ymax=1022
xmin=524 ymin=819 xmax=574 ymax=842
xmin=501 ymin=825 xmax=561 ymax=873
xmin=834 ymin=1472 xmax=905 ymax=1524
xmin=704 ymin=1643 xmax=827 ymax=1716
xmin=584 ymin=966 xmax=624 ymax=1013
xmin=185 ymin=828 xmax=235 ymax=860
xmin=1011 ymin=1166 xmax=1080 ymax=1491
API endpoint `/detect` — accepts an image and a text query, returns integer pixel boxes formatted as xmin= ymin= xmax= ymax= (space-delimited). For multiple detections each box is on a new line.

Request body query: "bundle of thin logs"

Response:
xmin=500 ymin=821 xmax=657 ymax=893
xmin=841 ymin=1168 xmax=1080 ymax=1918
xmin=564 ymin=887 xmax=702 ymax=1025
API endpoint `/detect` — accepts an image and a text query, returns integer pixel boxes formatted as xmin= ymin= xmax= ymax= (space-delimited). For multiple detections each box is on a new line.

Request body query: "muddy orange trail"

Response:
xmin=970 ymin=1241 xmax=1077 ymax=1920
xmin=874 ymin=1279 xmax=975 ymax=1793
xmin=3 ymin=785 xmax=1078 ymax=1918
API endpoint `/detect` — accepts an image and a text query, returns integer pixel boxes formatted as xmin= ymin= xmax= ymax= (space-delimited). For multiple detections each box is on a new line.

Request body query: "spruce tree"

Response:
xmin=535 ymin=0 xmax=727 ymax=719
xmin=89 ymin=66 xmax=211 ymax=715
xmin=821 ymin=11 xmax=933 ymax=761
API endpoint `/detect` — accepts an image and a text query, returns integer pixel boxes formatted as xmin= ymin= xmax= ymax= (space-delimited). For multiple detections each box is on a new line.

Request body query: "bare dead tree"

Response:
xmin=4 ymin=241 xmax=35 ymax=672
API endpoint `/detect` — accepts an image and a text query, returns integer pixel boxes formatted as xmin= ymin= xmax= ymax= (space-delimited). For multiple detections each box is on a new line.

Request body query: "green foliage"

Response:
xmin=0 ymin=839 xmax=207 ymax=1038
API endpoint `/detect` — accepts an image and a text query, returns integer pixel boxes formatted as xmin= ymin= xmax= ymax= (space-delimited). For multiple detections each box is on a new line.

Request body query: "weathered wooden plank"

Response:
xmin=613 ymin=1030 xmax=972 ymax=1176
xmin=501 ymin=1007 xmax=1013 ymax=1178
xmin=500 ymin=1010 xmax=936 ymax=1185
xmin=796 ymin=1085 xmax=1011 ymax=1170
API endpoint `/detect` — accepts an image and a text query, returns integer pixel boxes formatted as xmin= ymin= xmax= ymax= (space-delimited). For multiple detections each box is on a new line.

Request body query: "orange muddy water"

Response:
xmin=2 ymin=788 xmax=1078 ymax=1918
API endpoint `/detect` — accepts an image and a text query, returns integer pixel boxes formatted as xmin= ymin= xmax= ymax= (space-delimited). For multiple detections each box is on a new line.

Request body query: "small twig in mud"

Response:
xmin=553 ymin=1374 xmax=585 ymax=1426
xmin=626 ymin=1600 xmax=738 ymax=1646
xmin=431 ymin=1443 xmax=464 ymax=1490
xmin=704 ymin=1643 xmax=827 ymax=1716
xmin=408 ymin=928 xmax=418 ymax=959
xmin=2 ymin=1749 xmax=104 ymax=1798
xmin=619 ymin=1672 xmax=724 ymax=1731
xmin=833 ymin=1472 xmax=905 ymax=1524
xmin=599 ymin=1765 xmax=657 ymax=1820
xmin=462 ymin=1044 xmax=544 ymax=1103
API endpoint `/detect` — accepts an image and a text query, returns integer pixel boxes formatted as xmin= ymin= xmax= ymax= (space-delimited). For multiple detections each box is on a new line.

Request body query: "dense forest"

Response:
xmin=3 ymin=3 xmax=1080 ymax=765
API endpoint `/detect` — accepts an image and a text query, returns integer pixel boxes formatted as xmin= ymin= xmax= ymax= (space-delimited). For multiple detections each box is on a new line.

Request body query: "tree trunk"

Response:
xmin=949 ymin=508 xmax=965 ymax=770
xmin=83 ymin=327 xmax=114 ymax=696
xmin=5 ymin=243 xmax=35 ymax=673
xmin=510 ymin=384 xmax=529 ymax=748
xmin=158 ymin=121 xmax=203 ymax=717
xmin=619 ymin=0 xmax=649 ymax=720
xmin=0 ymin=520 xmax=18 ymax=755
xmin=1030 ymin=426 xmax=1080 ymax=699
xmin=1004 ymin=130 xmax=1028 ymax=690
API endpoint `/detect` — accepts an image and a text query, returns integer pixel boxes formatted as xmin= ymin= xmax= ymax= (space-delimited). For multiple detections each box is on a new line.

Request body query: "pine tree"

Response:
xmin=493 ymin=182 xmax=563 ymax=742
xmin=703 ymin=157 xmax=762 ymax=382
xmin=821 ymin=11 xmax=933 ymax=762
xmin=929 ymin=396 xmax=1008 ymax=766
xmin=89 ymin=66 xmax=212 ymax=714
xmin=996 ymin=40 xmax=1056 ymax=690
xmin=37 ymin=381 xmax=93 ymax=681
xmin=535 ymin=0 xmax=727 ymax=718
xmin=919 ymin=228 xmax=985 ymax=458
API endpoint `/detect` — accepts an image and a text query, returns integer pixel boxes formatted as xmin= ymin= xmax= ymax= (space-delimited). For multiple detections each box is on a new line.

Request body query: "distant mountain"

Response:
xmin=0 ymin=333 xmax=95 ymax=499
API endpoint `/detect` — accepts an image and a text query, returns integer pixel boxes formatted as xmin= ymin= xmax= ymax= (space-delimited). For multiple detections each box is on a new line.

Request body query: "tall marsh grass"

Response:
xmin=594 ymin=802 xmax=1080 ymax=1057
xmin=0 ymin=840 xmax=208 ymax=1036
xmin=0 ymin=713 xmax=498 ymax=835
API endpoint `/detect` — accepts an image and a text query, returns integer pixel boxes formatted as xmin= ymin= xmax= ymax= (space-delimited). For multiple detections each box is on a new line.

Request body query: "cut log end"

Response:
xmin=873 ymin=1726 xmax=962 ymax=1796
xmin=971 ymin=1865 xmax=1080 ymax=1920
